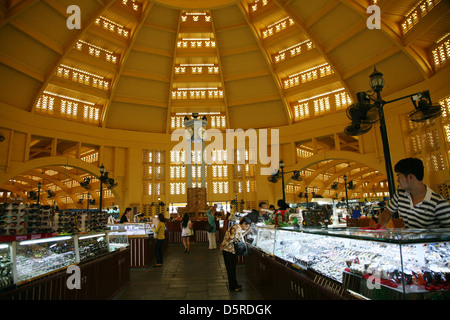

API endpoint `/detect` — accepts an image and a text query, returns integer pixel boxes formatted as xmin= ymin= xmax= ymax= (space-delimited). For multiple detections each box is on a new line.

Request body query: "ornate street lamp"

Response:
xmin=344 ymin=67 xmax=443 ymax=201
xmin=98 ymin=164 xmax=118 ymax=214
xmin=99 ymin=164 xmax=105 ymax=214
xmin=37 ymin=181 xmax=42 ymax=207
xmin=267 ymin=159 xmax=303 ymax=203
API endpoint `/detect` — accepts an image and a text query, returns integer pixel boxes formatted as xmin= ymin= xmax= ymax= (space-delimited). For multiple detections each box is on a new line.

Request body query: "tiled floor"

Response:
xmin=114 ymin=242 xmax=263 ymax=300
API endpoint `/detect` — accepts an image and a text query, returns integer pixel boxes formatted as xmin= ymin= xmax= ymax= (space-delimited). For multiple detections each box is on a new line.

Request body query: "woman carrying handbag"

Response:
xmin=219 ymin=216 xmax=252 ymax=292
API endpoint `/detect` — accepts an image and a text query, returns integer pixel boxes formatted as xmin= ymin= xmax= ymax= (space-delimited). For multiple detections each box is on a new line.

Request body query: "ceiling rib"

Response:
xmin=211 ymin=9 xmax=232 ymax=131
xmin=275 ymin=0 xmax=354 ymax=99
xmin=29 ymin=0 xmax=117 ymax=114
xmin=102 ymin=1 xmax=155 ymax=127
xmin=237 ymin=1 xmax=293 ymax=124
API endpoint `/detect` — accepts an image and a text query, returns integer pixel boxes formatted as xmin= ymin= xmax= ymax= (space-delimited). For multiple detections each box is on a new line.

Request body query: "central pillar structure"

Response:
xmin=179 ymin=114 xmax=209 ymax=217
xmin=184 ymin=114 xmax=207 ymax=189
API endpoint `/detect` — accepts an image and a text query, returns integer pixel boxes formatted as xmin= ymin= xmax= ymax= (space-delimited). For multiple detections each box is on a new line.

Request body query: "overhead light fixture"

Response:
xmin=369 ymin=67 xmax=384 ymax=92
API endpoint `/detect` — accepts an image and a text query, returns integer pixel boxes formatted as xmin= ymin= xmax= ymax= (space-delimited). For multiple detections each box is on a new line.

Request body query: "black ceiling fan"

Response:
xmin=267 ymin=169 xmax=280 ymax=183
xmin=344 ymin=92 xmax=380 ymax=136
xmin=409 ymin=90 xmax=443 ymax=122
xmin=344 ymin=122 xmax=373 ymax=136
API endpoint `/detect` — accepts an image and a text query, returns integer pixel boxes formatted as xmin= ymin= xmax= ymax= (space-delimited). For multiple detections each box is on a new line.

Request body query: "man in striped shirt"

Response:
xmin=378 ymin=158 xmax=450 ymax=229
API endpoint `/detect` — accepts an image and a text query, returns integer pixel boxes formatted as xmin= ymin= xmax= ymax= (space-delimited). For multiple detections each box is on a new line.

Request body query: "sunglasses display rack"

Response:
xmin=82 ymin=211 xmax=107 ymax=233
xmin=54 ymin=210 xmax=107 ymax=234
xmin=0 ymin=203 xmax=58 ymax=237
xmin=0 ymin=203 xmax=28 ymax=236
xmin=54 ymin=211 xmax=80 ymax=234
xmin=1 ymin=203 xmax=109 ymax=239
xmin=28 ymin=204 xmax=55 ymax=234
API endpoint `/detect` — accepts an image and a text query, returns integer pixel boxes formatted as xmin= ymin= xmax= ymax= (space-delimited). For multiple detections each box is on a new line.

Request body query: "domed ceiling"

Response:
xmin=0 ymin=0 xmax=449 ymax=207
xmin=1 ymin=0 xmax=447 ymax=132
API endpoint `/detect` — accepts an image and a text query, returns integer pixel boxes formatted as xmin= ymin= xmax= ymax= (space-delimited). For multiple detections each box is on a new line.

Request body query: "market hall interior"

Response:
xmin=0 ymin=0 xmax=450 ymax=301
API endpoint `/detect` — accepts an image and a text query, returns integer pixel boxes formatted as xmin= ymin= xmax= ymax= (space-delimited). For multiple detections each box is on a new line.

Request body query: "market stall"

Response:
xmin=107 ymin=223 xmax=167 ymax=268
xmin=0 ymin=231 xmax=130 ymax=300
xmin=246 ymin=225 xmax=450 ymax=300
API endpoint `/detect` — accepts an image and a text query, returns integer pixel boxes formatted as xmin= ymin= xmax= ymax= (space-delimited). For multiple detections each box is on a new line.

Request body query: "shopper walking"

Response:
xmin=181 ymin=213 xmax=193 ymax=253
xmin=220 ymin=216 xmax=252 ymax=292
xmin=206 ymin=206 xmax=217 ymax=249
xmin=151 ymin=213 xmax=166 ymax=267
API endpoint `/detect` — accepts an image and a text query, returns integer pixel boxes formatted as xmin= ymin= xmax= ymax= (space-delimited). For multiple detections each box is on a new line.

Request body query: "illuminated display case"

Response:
xmin=254 ymin=225 xmax=276 ymax=255
xmin=0 ymin=243 xmax=14 ymax=290
xmin=0 ymin=231 xmax=129 ymax=287
xmin=107 ymin=223 xmax=152 ymax=237
xmin=107 ymin=230 xmax=129 ymax=252
xmin=76 ymin=233 xmax=109 ymax=262
xmin=15 ymin=236 xmax=77 ymax=284
xmin=250 ymin=226 xmax=450 ymax=299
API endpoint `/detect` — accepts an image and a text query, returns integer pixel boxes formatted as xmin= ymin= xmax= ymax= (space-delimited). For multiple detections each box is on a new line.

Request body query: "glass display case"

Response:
xmin=0 ymin=243 xmax=13 ymax=290
xmin=107 ymin=230 xmax=129 ymax=252
xmin=0 ymin=230 xmax=130 ymax=290
xmin=107 ymin=223 xmax=152 ymax=237
xmin=76 ymin=233 xmax=109 ymax=262
xmin=15 ymin=236 xmax=76 ymax=284
xmin=254 ymin=225 xmax=276 ymax=255
xmin=250 ymin=226 xmax=450 ymax=299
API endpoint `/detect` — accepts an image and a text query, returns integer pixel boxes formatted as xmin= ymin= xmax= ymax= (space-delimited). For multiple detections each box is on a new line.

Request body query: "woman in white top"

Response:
xmin=181 ymin=213 xmax=193 ymax=253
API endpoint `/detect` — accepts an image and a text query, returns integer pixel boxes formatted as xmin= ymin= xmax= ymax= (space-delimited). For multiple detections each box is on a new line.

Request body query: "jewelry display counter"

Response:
xmin=247 ymin=225 xmax=450 ymax=300
xmin=106 ymin=223 xmax=169 ymax=268
xmin=108 ymin=223 xmax=152 ymax=237
xmin=108 ymin=229 xmax=131 ymax=252
xmin=0 ymin=231 xmax=130 ymax=300
xmin=108 ymin=223 xmax=152 ymax=268
xmin=0 ymin=243 xmax=13 ymax=291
